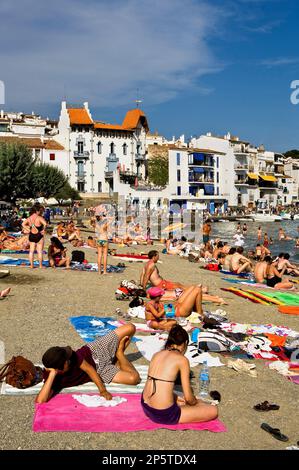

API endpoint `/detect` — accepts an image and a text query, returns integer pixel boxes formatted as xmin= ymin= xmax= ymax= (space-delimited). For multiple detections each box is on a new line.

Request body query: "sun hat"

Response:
xmin=42 ymin=346 xmax=72 ymax=370
xmin=147 ymin=287 xmax=165 ymax=298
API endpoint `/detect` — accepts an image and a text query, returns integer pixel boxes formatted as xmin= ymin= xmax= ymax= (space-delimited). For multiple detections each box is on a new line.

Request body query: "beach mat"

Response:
xmin=258 ymin=290 xmax=299 ymax=306
xmin=33 ymin=393 xmax=226 ymax=433
xmin=0 ymin=257 xmax=49 ymax=267
xmin=1 ymin=250 xmax=46 ymax=254
xmin=220 ymin=270 xmax=250 ymax=278
xmin=0 ymin=365 xmax=148 ymax=396
xmin=278 ymin=306 xmax=299 ymax=315
xmin=220 ymin=287 xmax=270 ymax=305
xmin=69 ymin=315 xmax=157 ymax=340
xmin=112 ymin=253 xmax=149 ymax=262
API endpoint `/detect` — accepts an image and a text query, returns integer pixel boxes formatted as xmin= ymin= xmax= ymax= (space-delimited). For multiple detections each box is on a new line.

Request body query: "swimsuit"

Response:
xmin=141 ymin=374 xmax=181 ymax=425
xmin=266 ymin=275 xmax=281 ymax=288
xmin=157 ymin=279 xmax=177 ymax=290
xmin=29 ymin=217 xmax=44 ymax=243
xmin=97 ymin=239 xmax=108 ymax=247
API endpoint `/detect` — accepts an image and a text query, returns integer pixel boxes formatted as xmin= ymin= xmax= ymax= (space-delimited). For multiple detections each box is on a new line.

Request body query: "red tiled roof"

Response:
xmin=94 ymin=122 xmax=133 ymax=131
xmin=0 ymin=136 xmax=64 ymax=150
xmin=122 ymin=109 xmax=149 ymax=131
xmin=67 ymin=108 xmax=93 ymax=125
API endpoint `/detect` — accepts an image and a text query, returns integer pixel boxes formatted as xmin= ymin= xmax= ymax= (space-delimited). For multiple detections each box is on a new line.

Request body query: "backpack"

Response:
xmin=71 ymin=250 xmax=85 ymax=263
xmin=0 ymin=356 xmax=43 ymax=389
xmin=197 ymin=331 xmax=232 ymax=352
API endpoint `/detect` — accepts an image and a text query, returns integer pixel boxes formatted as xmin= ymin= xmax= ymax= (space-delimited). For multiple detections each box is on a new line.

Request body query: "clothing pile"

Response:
xmin=115 ymin=280 xmax=146 ymax=300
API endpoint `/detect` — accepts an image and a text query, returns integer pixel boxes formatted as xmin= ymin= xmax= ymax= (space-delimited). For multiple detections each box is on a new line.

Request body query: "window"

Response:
xmin=177 ymin=153 xmax=180 ymax=166
xmin=216 ymin=172 xmax=219 ymax=183
xmin=77 ymin=161 xmax=84 ymax=176
xmin=177 ymin=186 xmax=181 ymax=196
xmin=49 ymin=153 xmax=55 ymax=161
xmin=77 ymin=181 xmax=85 ymax=192
xmin=216 ymin=157 xmax=219 ymax=168
xmin=123 ymin=143 xmax=127 ymax=155
xmin=137 ymin=144 xmax=141 ymax=155
xmin=98 ymin=182 xmax=102 ymax=192
xmin=110 ymin=142 xmax=115 ymax=155
xmin=217 ymin=187 xmax=219 ymax=195
xmin=97 ymin=142 xmax=102 ymax=154
xmin=177 ymin=169 xmax=181 ymax=182
xmin=78 ymin=141 xmax=84 ymax=154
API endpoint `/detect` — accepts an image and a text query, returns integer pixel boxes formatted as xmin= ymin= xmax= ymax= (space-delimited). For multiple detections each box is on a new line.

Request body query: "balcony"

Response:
xmin=234 ymin=164 xmax=249 ymax=171
xmin=107 ymin=153 xmax=118 ymax=162
xmin=75 ymin=171 xmax=86 ymax=181
xmin=259 ymin=184 xmax=278 ymax=190
xmin=135 ymin=154 xmax=146 ymax=161
xmin=235 ymin=180 xmax=249 ymax=186
xmin=188 ymin=177 xmax=214 ymax=184
xmin=74 ymin=150 xmax=90 ymax=159
xmin=189 ymin=162 xmax=214 ymax=168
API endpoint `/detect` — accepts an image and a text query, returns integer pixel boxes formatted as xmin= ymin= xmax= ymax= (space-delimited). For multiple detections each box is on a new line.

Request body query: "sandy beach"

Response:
xmin=0 ymin=228 xmax=298 ymax=450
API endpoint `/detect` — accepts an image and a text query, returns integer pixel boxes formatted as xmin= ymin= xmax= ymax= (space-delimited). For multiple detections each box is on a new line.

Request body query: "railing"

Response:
xmin=189 ymin=178 xmax=214 ymax=183
xmin=189 ymin=162 xmax=214 ymax=168
xmin=135 ymin=154 xmax=145 ymax=160
xmin=234 ymin=165 xmax=249 ymax=170
xmin=75 ymin=171 xmax=86 ymax=177
xmin=107 ymin=153 xmax=118 ymax=161
xmin=74 ymin=151 xmax=90 ymax=158
xmin=235 ymin=180 xmax=248 ymax=185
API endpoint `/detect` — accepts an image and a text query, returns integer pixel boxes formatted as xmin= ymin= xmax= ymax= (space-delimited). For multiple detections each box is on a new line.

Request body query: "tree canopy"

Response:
xmin=147 ymin=156 xmax=169 ymax=186
xmin=0 ymin=142 xmax=69 ymax=203
xmin=284 ymin=149 xmax=299 ymax=159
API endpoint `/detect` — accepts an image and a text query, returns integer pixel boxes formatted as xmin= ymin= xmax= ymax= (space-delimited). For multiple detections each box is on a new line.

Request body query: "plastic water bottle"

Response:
xmin=199 ymin=361 xmax=210 ymax=398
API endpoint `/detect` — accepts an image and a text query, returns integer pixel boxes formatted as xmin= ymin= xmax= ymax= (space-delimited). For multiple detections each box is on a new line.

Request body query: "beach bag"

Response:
xmin=205 ymin=263 xmax=219 ymax=271
xmin=197 ymin=331 xmax=231 ymax=352
xmin=0 ymin=356 xmax=43 ymax=389
xmin=71 ymin=250 xmax=85 ymax=263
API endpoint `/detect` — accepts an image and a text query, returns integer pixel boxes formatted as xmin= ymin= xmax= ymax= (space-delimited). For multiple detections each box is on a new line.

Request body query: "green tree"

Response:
xmin=284 ymin=149 xmax=299 ymax=159
xmin=55 ymin=181 xmax=81 ymax=204
xmin=147 ymin=156 xmax=169 ymax=186
xmin=0 ymin=142 xmax=35 ymax=202
xmin=31 ymin=163 xmax=67 ymax=198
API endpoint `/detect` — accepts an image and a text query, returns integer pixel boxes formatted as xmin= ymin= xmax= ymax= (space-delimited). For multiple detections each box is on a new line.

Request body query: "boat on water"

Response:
xmin=280 ymin=212 xmax=299 ymax=220
xmin=251 ymin=210 xmax=282 ymax=222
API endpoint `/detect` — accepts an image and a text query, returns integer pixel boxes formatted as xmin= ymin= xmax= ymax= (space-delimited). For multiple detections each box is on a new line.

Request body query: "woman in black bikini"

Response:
xmin=265 ymin=257 xmax=293 ymax=289
xmin=22 ymin=205 xmax=47 ymax=269
xmin=141 ymin=325 xmax=218 ymax=425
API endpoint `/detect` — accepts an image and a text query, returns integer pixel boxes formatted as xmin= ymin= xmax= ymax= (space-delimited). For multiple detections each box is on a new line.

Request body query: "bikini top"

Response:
xmin=147 ymin=375 xmax=176 ymax=397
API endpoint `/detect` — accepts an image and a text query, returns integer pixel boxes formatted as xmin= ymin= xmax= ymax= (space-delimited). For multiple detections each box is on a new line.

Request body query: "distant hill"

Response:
xmin=284 ymin=149 xmax=299 ymax=159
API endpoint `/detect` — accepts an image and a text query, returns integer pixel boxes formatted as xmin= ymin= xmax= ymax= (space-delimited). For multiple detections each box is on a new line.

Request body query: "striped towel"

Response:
xmin=0 ymin=364 xmax=148 ymax=396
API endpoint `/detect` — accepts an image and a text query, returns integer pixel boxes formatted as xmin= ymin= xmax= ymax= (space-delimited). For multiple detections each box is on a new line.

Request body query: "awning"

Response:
xmin=192 ymin=152 xmax=205 ymax=161
xmin=247 ymin=173 xmax=258 ymax=179
xmin=204 ymin=184 xmax=215 ymax=195
xmin=259 ymin=174 xmax=277 ymax=182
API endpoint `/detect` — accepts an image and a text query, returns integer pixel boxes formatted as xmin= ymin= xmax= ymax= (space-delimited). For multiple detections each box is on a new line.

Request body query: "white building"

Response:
xmin=55 ymin=101 xmax=148 ymax=195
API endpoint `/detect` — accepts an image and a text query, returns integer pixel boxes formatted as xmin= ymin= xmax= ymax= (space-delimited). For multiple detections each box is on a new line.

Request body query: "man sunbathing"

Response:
xmin=36 ymin=323 xmax=140 ymax=403
xmin=141 ymin=250 xmax=226 ymax=304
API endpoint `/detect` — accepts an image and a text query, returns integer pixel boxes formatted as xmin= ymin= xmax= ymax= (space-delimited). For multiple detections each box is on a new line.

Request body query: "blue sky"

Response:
xmin=0 ymin=0 xmax=298 ymax=151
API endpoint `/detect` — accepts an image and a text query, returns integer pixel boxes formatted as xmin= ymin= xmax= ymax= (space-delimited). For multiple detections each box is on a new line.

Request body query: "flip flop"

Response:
xmin=254 ymin=401 xmax=280 ymax=411
xmin=261 ymin=423 xmax=289 ymax=442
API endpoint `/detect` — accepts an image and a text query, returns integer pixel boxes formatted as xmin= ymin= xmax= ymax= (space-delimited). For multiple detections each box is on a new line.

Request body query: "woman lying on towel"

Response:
xmin=145 ymin=286 xmax=205 ymax=331
xmin=36 ymin=323 xmax=140 ymax=403
xmin=141 ymin=325 xmax=218 ymax=425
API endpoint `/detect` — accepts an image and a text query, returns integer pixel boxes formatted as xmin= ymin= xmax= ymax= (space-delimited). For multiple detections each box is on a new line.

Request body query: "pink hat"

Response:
xmin=147 ymin=287 xmax=165 ymax=298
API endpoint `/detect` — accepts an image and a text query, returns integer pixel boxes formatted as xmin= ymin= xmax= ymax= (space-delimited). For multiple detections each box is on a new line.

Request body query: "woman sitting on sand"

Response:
xmin=145 ymin=286 xmax=205 ymax=331
xmin=48 ymin=237 xmax=71 ymax=269
xmin=36 ymin=323 xmax=140 ymax=403
xmin=265 ymin=258 xmax=293 ymax=289
xmin=141 ymin=324 xmax=218 ymax=425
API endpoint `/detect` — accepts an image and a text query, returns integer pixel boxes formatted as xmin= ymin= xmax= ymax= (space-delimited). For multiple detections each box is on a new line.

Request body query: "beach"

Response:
xmin=0 ymin=230 xmax=298 ymax=450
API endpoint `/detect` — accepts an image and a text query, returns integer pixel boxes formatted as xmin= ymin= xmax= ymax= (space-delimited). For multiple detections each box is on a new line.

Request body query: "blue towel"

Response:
xmin=69 ymin=316 xmax=137 ymax=343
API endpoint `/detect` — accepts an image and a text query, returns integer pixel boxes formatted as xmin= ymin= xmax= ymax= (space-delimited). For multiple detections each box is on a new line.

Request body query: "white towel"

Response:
xmin=72 ymin=394 xmax=127 ymax=407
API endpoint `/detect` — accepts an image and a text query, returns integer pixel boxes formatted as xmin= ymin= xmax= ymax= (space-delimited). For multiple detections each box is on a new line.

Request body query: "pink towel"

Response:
xmin=288 ymin=375 xmax=299 ymax=384
xmin=33 ymin=393 xmax=226 ymax=433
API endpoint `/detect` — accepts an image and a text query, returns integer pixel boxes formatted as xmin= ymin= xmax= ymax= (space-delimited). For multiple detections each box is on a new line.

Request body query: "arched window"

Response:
xmin=97 ymin=141 xmax=102 ymax=154
xmin=110 ymin=142 xmax=115 ymax=155
xmin=123 ymin=143 xmax=127 ymax=155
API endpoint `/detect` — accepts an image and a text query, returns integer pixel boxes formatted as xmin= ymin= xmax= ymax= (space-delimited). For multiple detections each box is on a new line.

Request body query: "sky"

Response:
xmin=0 ymin=0 xmax=299 ymax=151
